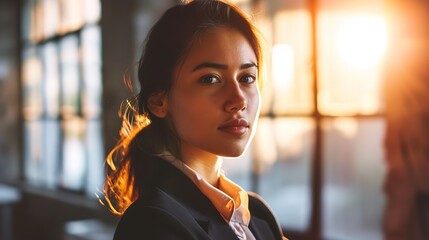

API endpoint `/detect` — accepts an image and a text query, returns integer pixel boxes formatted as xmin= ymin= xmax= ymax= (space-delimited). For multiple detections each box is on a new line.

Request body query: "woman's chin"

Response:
xmin=219 ymin=148 xmax=246 ymax=158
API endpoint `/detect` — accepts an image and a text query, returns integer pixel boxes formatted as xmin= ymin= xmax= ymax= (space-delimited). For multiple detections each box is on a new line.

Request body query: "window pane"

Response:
xmin=322 ymin=118 xmax=386 ymax=239
xmin=317 ymin=9 xmax=387 ymax=116
xmin=59 ymin=0 xmax=84 ymax=34
xmin=30 ymin=0 xmax=44 ymax=42
xmin=271 ymin=10 xmax=314 ymax=115
xmin=42 ymin=0 xmax=60 ymax=38
xmin=24 ymin=120 xmax=60 ymax=188
xmin=59 ymin=34 xmax=80 ymax=117
xmin=84 ymin=120 xmax=104 ymax=197
xmin=43 ymin=120 xmax=61 ymax=189
xmin=83 ymin=0 xmax=101 ymax=24
xmin=21 ymin=0 xmax=103 ymax=199
xmin=24 ymin=120 xmax=43 ymax=185
xmin=81 ymin=26 xmax=102 ymax=118
xmin=41 ymin=41 xmax=60 ymax=118
xmin=254 ymin=117 xmax=314 ymax=231
xmin=22 ymin=47 xmax=43 ymax=119
xmin=61 ymin=117 xmax=86 ymax=191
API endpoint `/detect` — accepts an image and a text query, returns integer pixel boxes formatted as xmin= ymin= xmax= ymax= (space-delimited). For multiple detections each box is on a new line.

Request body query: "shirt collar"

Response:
xmin=156 ymin=151 xmax=250 ymax=225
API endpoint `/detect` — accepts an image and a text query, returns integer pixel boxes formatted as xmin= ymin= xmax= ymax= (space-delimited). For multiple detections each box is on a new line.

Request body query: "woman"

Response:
xmin=104 ymin=0 xmax=286 ymax=239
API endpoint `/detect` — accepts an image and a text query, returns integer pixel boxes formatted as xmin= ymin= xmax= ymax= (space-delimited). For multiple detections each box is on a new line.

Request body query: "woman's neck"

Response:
xmin=180 ymin=147 xmax=222 ymax=186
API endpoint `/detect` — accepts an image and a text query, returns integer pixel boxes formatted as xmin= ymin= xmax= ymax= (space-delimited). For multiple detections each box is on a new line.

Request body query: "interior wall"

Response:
xmin=0 ymin=0 xmax=21 ymax=182
xmin=382 ymin=0 xmax=429 ymax=239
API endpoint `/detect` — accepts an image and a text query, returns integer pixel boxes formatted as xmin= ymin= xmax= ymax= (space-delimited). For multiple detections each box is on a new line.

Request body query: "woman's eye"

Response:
xmin=240 ymin=75 xmax=256 ymax=84
xmin=200 ymin=75 xmax=221 ymax=84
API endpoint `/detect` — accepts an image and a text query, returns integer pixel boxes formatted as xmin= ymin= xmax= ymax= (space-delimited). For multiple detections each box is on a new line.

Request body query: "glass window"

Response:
xmin=43 ymin=120 xmax=61 ymax=189
xmin=22 ymin=47 xmax=43 ymax=120
xmin=42 ymin=0 xmax=60 ymax=38
xmin=30 ymin=0 xmax=44 ymax=42
xmin=41 ymin=42 xmax=60 ymax=118
xmin=256 ymin=117 xmax=314 ymax=231
xmin=24 ymin=121 xmax=43 ymax=185
xmin=59 ymin=34 xmax=80 ymax=117
xmin=21 ymin=0 xmax=103 ymax=196
xmin=84 ymin=120 xmax=104 ymax=197
xmin=83 ymin=0 xmax=101 ymax=24
xmin=271 ymin=10 xmax=314 ymax=115
xmin=317 ymin=9 xmax=388 ymax=116
xmin=81 ymin=25 xmax=102 ymax=118
xmin=61 ymin=117 xmax=86 ymax=190
xmin=59 ymin=0 xmax=84 ymax=34
xmin=322 ymin=118 xmax=386 ymax=239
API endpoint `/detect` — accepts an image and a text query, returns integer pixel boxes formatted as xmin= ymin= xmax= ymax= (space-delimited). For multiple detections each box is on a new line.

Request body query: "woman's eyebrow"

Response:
xmin=192 ymin=62 xmax=227 ymax=72
xmin=240 ymin=62 xmax=258 ymax=70
xmin=192 ymin=62 xmax=258 ymax=72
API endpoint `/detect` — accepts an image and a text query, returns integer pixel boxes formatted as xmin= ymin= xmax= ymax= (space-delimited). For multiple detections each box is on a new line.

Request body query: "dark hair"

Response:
xmin=103 ymin=0 xmax=264 ymax=215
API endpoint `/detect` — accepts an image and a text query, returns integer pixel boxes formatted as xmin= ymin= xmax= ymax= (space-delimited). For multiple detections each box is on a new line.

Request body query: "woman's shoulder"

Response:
xmin=248 ymin=192 xmax=277 ymax=219
xmin=113 ymin=187 xmax=210 ymax=240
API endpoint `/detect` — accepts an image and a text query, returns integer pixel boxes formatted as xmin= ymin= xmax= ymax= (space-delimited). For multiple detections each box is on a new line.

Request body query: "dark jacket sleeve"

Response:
xmin=113 ymin=203 xmax=194 ymax=240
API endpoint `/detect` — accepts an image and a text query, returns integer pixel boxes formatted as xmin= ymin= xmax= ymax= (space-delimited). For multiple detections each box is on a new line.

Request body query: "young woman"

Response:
xmin=104 ymin=0 xmax=286 ymax=239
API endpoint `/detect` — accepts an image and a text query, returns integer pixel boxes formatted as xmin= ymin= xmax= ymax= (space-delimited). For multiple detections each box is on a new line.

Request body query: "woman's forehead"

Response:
xmin=181 ymin=27 xmax=257 ymax=67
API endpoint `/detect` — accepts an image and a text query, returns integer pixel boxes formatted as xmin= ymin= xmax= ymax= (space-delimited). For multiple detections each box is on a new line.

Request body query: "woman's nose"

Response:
xmin=224 ymin=82 xmax=247 ymax=113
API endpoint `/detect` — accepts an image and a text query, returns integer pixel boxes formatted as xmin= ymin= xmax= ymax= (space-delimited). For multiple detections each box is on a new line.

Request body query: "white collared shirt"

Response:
xmin=157 ymin=151 xmax=256 ymax=240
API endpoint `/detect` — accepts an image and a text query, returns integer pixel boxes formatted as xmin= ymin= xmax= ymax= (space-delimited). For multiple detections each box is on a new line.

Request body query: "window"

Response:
xmin=21 ymin=0 xmax=103 ymax=196
xmin=224 ymin=0 xmax=388 ymax=239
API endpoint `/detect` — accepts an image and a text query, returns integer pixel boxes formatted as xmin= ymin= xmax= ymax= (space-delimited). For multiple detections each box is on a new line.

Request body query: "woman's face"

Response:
xmin=166 ymin=26 xmax=260 ymax=161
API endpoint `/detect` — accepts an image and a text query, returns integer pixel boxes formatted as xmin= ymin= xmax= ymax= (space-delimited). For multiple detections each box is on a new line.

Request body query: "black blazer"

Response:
xmin=113 ymin=156 xmax=285 ymax=240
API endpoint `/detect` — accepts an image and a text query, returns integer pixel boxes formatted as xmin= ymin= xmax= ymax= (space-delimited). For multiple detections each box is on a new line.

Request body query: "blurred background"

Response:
xmin=0 ymin=0 xmax=428 ymax=239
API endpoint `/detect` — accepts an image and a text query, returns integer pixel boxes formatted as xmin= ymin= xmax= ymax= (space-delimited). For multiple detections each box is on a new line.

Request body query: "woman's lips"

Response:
xmin=218 ymin=118 xmax=249 ymax=136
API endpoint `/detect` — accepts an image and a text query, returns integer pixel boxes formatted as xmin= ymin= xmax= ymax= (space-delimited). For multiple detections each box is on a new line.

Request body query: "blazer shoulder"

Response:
xmin=248 ymin=192 xmax=285 ymax=239
xmin=113 ymin=187 xmax=209 ymax=240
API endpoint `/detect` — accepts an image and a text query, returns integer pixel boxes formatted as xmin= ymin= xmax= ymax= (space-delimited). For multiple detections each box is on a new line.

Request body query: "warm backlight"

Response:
xmin=336 ymin=16 xmax=388 ymax=69
xmin=318 ymin=13 xmax=389 ymax=116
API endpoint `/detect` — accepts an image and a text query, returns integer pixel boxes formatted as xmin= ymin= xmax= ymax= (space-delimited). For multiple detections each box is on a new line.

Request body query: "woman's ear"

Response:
xmin=148 ymin=91 xmax=168 ymax=118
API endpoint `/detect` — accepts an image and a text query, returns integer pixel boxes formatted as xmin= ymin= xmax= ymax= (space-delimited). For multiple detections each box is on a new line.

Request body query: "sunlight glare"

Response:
xmin=337 ymin=16 xmax=387 ymax=69
xmin=272 ymin=44 xmax=294 ymax=91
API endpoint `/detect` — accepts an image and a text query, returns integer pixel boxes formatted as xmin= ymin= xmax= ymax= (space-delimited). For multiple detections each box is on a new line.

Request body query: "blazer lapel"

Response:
xmin=152 ymin=157 xmax=240 ymax=239
xmin=207 ymin=219 xmax=240 ymax=240
xmin=185 ymin=196 xmax=239 ymax=239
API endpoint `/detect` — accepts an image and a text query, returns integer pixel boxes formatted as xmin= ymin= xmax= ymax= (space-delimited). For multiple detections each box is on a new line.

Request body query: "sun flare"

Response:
xmin=337 ymin=16 xmax=388 ymax=69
